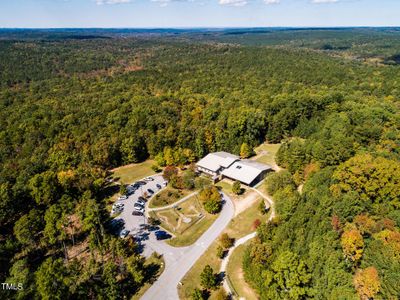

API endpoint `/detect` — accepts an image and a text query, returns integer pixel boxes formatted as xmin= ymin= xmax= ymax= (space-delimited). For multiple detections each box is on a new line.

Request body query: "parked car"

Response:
xmin=134 ymin=206 xmax=145 ymax=213
xmin=155 ymin=230 xmax=171 ymax=240
xmin=162 ymin=181 xmax=168 ymax=187
xmin=147 ymin=189 xmax=154 ymax=195
xmin=134 ymin=202 xmax=144 ymax=209
xmin=137 ymin=199 xmax=146 ymax=206
xmin=137 ymin=181 xmax=147 ymax=186
xmin=138 ymin=196 xmax=146 ymax=202
xmin=109 ymin=218 xmax=124 ymax=230
xmin=132 ymin=211 xmax=143 ymax=216
xmin=156 ymin=184 xmax=162 ymax=189
xmin=119 ymin=229 xmax=130 ymax=238
xmin=144 ymin=176 xmax=154 ymax=181
xmin=118 ymin=195 xmax=128 ymax=201
xmin=113 ymin=203 xmax=124 ymax=209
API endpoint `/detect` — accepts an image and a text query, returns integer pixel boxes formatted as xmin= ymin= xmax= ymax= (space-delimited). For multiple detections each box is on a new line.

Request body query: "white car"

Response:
xmin=137 ymin=199 xmax=146 ymax=206
xmin=118 ymin=195 xmax=128 ymax=201
xmin=113 ymin=203 xmax=124 ymax=209
xmin=144 ymin=176 xmax=154 ymax=181
xmin=134 ymin=206 xmax=145 ymax=213
xmin=119 ymin=229 xmax=130 ymax=238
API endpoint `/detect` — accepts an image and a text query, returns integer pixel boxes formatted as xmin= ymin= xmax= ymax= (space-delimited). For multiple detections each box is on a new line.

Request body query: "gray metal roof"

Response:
xmin=196 ymin=152 xmax=239 ymax=172
xmin=221 ymin=160 xmax=272 ymax=185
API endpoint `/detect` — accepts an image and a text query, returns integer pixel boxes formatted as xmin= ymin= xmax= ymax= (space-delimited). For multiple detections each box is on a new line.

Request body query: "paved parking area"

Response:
xmin=112 ymin=174 xmax=166 ymax=251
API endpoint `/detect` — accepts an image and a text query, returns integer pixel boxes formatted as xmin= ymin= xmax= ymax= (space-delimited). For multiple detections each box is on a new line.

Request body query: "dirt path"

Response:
xmin=220 ymin=188 xmax=275 ymax=298
xmin=232 ymin=191 xmax=260 ymax=217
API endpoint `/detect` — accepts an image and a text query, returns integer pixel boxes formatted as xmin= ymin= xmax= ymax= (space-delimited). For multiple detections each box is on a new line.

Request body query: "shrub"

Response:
xmin=220 ymin=233 xmax=234 ymax=249
xmin=216 ymin=246 xmax=225 ymax=259
xmin=232 ymin=181 xmax=242 ymax=195
xmin=151 ymin=164 xmax=161 ymax=173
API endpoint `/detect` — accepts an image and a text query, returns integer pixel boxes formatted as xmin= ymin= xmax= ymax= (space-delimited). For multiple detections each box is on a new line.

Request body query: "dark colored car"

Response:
xmin=132 ymin=211 xmax=143 ymax=216
xmin=155 ymin=230 xmax=171 ymax=240
xmin=156 ymin=184 xmax=162 ymax=189
xmin=137 ymin=181 xmax=147 ymax=186
xmin=147 ymin=189 xmax=154 ymax=195
xmin=138 ymin=196 xmax=146 ymax=202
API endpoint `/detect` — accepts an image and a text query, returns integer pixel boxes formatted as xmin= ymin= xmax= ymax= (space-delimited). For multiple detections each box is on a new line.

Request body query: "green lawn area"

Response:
xmin=253 ymin=143 xmax=281 ymax=165
xmin=226 ymin=242 xmax=258 ymax=300
xmin=149 ymin=187 xmax=193 ymax=208
xmin=225 ymin=198 xmax=270 ymax=239
xmin=178 ymin=198 xmax=268 ymax=299
xmin=216 ymin=179 xmax=250 ymax=200
xmin=112 ymin=160 xmax=156 ymax=184
xmin=151 ymin=194 xmax=218 ymax=247
xmin=178 ymin=239 xmax=221 ymax=300
xmin=131 ymin=253 xmax=165 ymax=300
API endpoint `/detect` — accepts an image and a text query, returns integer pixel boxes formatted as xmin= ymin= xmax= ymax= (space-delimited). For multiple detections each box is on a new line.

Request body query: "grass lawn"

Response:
xmin=149 ymin=187 xmax=193 ymax=208
xmin=253 ymin=143 xmax=281 ymax=165
xmin=112 ymin=160 xmax=156 ymax=184
xmin=167 ymin=213 xmax=218 ymax=247
xmin=178 ymin=198 xmax=268 ymax=299
xmin=131 ymin=253 xmax=165 ymax=300
xmin=225 ymin=198 xmax=270 ymax=239
xmin=178 ymin=240 xmax=221 ymax=300
xmin=151 ymin=194 xmax=218 ymax=247
xmin=216 ymin=179 xmax=250 ymax=201
xmin=226 ymin=242 xmax=258 ymax=300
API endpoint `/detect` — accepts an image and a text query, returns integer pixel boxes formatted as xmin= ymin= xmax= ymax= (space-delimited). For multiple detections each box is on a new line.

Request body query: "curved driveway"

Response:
xmin=141 ymin=193 xmax=235 ymax=300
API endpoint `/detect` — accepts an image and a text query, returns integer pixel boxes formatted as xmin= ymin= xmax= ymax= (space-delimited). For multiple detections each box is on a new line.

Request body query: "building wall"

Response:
xmin=197 ymin=166 xmax=217 ymax=176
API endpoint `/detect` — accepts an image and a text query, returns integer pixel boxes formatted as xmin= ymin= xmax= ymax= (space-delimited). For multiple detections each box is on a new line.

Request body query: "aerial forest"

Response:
xmin=0 ymin=28 xmax=399 ymax=299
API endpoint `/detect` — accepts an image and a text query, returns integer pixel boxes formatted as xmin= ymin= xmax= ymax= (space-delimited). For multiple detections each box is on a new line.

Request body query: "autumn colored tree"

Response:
xmin=252 ymin=219 xmax=262 ymax=230
xmin=199 ymin=186 xmax=222 ymax=214
xmin=353 ymin=267 xmax=381 ymax=300
xmin=354 ymin=214 xmax=377 ymax=236
xmin=219 ymin=233 xmax=234 ymax=249
xmin=331 ymin=154 xmax=400 ymax=206
xmin=331 ymin=215 xmax=342 ymax=233
xmin=341 ymin=228 xmax=364 ymax=263
xmin=163 ymin=165 xmax=179 ymax=181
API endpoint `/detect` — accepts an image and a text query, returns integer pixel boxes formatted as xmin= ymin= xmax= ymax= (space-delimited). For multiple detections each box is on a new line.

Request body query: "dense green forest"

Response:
xmin=0 ymin=28 xmax=399 ymax=299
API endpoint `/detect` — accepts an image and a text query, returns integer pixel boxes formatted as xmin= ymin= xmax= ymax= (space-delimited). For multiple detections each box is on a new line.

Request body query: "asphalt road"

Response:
xmin=141 ymin=192 xmax=235 ymax=300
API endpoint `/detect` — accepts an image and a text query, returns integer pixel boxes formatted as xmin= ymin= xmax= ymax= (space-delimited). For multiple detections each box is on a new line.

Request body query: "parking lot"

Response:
xmin=111 ymin=174 xmax=169 ymax=254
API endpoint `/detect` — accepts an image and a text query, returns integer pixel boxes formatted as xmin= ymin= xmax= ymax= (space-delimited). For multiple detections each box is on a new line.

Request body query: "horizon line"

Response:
xmin=1 ymin=26 xmax=400 ymax=30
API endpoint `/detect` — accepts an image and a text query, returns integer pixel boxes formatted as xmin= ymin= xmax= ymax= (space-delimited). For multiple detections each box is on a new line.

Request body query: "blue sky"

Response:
xmin=0 ymin=0 xmax=399 ymax=28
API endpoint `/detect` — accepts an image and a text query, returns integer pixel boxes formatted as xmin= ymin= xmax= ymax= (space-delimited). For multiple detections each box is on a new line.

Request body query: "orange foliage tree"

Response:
xmin=353 ymin=267 xmax=381 ymax=300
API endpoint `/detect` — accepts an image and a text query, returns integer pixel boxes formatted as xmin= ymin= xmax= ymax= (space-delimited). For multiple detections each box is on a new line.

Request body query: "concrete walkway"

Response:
xmin=141 ymin=193 xmax=235 ymax=300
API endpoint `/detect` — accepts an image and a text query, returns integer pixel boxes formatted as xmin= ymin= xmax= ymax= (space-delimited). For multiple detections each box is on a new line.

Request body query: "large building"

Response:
xmin=196 ymin=151 xmax=272 ymax=186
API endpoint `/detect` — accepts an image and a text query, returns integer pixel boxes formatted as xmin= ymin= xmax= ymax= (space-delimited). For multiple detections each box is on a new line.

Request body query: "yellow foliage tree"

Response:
xmin=341 ymin=228 xmax=364 ymax=263
xmin=353 ymin=267 xmax=381 ymax=300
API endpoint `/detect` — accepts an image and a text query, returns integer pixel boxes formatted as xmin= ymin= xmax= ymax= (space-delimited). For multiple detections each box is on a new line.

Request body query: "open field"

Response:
xmin=225 ymin=198 xmax=270 ymax=239
xmin=149 ymin=187 xmax=193 ymax=208
xmin=112 ymin=160 xmax=156 ymax=184
xmin=253 ymin=143 xmax=281 ymax=166
xmin=178 ymin=198 xmax=268 ymax=299
xmin=226 ymin=242 xmax=258 ymax=300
